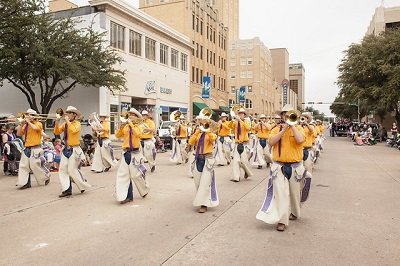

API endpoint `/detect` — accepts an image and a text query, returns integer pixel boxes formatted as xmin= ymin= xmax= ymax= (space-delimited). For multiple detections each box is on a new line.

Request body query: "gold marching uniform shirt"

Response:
xmin=54 ymin=120 xmax=81 ymax=146
xmin=189 ymin=131 xmax=217 ymax=154
xmin=176 ymin=124 xmax=188 ymax=138
xmin=100 ymin=121 xmax=110 ymax=138
xmin=218 ymin=121 xmax=231 ymax=137
xmin=116 ymin=123 xmax=142 ymax=149
xmin=270 ymin=125 xmax=305 ymax=163
xmin=255 ymin=123 xmax=271 ymax=140
xmin=21 ymin=121 xmax=43 ymax=147
xmin=303 ymin=126 xmax=315 ymax=148
xmin=229 ymin=120 xmax=251 ymax=143
xmin=140 ymin=119 xmax=155 ymax=139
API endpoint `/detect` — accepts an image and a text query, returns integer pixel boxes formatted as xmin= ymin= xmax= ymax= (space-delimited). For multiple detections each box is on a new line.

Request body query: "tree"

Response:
xmin=336 ymin=29 xmax=400 ymax=124
xmin=304 ymin=106 xmax=325 ymax=121
xmin=0 ymin=0 xmax=126 ymax=114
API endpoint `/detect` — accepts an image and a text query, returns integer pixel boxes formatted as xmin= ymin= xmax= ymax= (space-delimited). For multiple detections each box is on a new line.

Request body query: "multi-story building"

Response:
xmin=207 ymin=0 xmax=239 ymax=42
xmin=289 ymin=63 xmax=305 ymax=110
xmin=0 ymin=0 xmax=192 ymax=134
xmin=139 ymin=0 xmax=230 ymax=117
xmin=366 ymin=5 xmax=400 ymax=35
xmin=270 ymin=48 xmax=297 ymax=109
xmin=48 ymin=0 xmax=78 ymax=12
xmin=228 ymin=38 xmax=280 ymax=116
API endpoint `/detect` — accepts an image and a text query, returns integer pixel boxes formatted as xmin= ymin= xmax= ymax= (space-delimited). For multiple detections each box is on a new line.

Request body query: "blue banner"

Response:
xmin=239 ymin=86 xmax=246 ymax=104
xmin=202 ymin=76 xmax=211 ymax=99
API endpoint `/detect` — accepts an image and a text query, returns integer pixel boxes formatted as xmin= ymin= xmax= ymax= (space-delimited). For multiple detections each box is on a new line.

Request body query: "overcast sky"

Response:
xmin=69 ymin=0 xmax=400 ymax=115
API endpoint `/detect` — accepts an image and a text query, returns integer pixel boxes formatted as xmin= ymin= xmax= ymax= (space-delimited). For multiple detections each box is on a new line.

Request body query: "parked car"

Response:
xmin=158 ymin=121 xmax=174 ymax=150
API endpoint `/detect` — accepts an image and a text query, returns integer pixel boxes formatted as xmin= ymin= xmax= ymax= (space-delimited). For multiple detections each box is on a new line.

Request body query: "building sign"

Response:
xmin=202 ymin=76 xmax=211 ymax=99
xmin=239 ymin=86 xmax=246 ymax=105
xmin=282 ymin=79 xmax=289 ymax=105
xmin=160 ymin=87 xmax=172 ymax=94
xmin=144 ymin=81 xmax=156 ymax=95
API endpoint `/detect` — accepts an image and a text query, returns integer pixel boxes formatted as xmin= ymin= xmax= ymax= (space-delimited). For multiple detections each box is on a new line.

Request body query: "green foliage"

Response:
xmin=335 ymin=29 xmax=400 ymax=123
xmin=304 ymin=106 xmax=325 ymax=121
xmin=0 ymin=0 xmax=126 ymax=113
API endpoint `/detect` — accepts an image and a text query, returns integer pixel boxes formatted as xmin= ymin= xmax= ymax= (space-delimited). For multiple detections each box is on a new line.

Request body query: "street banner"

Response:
xmin=202 ymin=76 xmax=211 ymax=99
xmin=239 ymin=86 xmax=246 ymax=105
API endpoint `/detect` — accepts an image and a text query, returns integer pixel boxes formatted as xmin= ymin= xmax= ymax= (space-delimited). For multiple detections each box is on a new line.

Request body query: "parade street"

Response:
xmin=1 ymin=136 xmax=400 ymax=266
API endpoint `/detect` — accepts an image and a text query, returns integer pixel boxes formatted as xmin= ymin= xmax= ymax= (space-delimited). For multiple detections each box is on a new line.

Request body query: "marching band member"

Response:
xmin=248 ymin=115 xmax=258 ymax=163
xmin=170 ymin=115 xmax=188 ymax=165
xmin=140 ymin=110 xmax=156 ymax=173
xmin=188 ymin=119 xmax=219 ymax=213
xmin=54 ymin=106 xmax=91 ymax=197
xmin=300 ymin=113 xmax=315 ymax=173
xmin=256 ymin=104 xmax=309 ymax=231
xmin=91 ymin=114 xmax=116 ymax=173
xmin=251 ymin=114 xmax=272 ymax=169
xmin=313 ymin=120 xmax=322 ymax=163
xmin=188 ymin=116 xmax=201 ymax=178
xmin=229 ymin=108 xmax=253 ymax=182
xmin=215 ymin=112 xmax=232 ymax=166
xmin=16 ymin=109 xmax=50 ymax=189
xmin=115 ymin=108 xmax=149 ymax=204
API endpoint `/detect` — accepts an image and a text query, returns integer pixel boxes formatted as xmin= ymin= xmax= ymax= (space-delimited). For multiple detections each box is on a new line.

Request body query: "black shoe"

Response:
xmin=19 ymin=183 xmax=31 ymax=190
xmin=104 ymin=167 xmax=111 ymax=172
xmin=257 ymin=165 xmax=262 ymax=169
xmin=142 ymin=193 xmax=148 ymax=198
xmin=59 ymin=191 xmax=72 ymax=198
xmin=185 ymin=158 xmax=189 ymax=164
xmin=45 ymin=179 xmax=50 ymax=186
xmin=244 ymin=172 xmax=249 ymax=179
xmin=120 ymin=198 xmax=133 ymax=204
xmin=151 ymin=166 xmax=155 ymax=173
xmin=80 ymin=190 xmax=85 ymax=194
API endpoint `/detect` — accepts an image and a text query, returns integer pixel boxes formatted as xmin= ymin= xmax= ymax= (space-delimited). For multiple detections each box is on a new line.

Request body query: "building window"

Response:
xmin=181 ymin=53 xmax=188 ymax=72
xmin=145 ymin=37 xmax=156 ymax=61
xmin=160 ymin=43 xmax=169 ymax=65
xmin=247 ymin=58 xmax=253 ymax=65
xmin=229 ymin=99 xmax=235 ymax=106
xmin=196 ymin=68 xmax=199 ymax=84
xmin=110 ymin=21 xmax=125 ymax=50
xmin=145 ymin=0 xmax=153 ymax=4
xmin=245 ymin=99 xmax=253 ymax=109
xmin=209 ymin=51 xmax=213 ymax=64
xmin=230 ymin=60 xmax=236 ymax=66
xmin=247 ymin=71 xmax=253 ymax=78
xmin=200 ymin=20 xmax=203 ymax=35
xmin=200 ymin=45 xmax=203 ymax=60
xmin=129 ymin=30 xmax=142 ymax=56
xmin=192 ymin=13 xmax=195 ymax=30
xmin=191 ymin=66 xmax=195 ymax=82
xmin=171 ymin=49 xmax=178 ymax=68
xmin=240 ymin=71 xmax=247 ymax=78
xmin=230 ymin=72 xmax=236 ymax=79
xmin=247 ymin=86 xmax=253 ymax=92
xmin=196 ymin=43 xmax=199 ymax=58
xmin=240 ymin=57 xmax=246 ymax=65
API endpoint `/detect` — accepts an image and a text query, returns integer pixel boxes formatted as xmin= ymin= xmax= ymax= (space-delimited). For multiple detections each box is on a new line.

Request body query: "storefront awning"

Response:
xmin=193 ymin=102 xmax=209 ymax=115
xmin=220 ymin=106 xmax=229 ymax=112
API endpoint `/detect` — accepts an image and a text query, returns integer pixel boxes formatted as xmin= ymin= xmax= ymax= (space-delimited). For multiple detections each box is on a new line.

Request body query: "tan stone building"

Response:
xmin=270 ymin=48 xmax=297 ymax=109
xmin=49 ymin=0 xmax=78 ymax=12
xmin=207 ymin=0 xmax=239 ymax=41
xmin=228 ymin=38 xmax=281 ymax=117
xmin=366 ymin=5 xmax=400 ymax=35
xmin=289 ymin=63 xmax=305 ymax=110
xmin=139 ymin=0 xmax=232 ymax=117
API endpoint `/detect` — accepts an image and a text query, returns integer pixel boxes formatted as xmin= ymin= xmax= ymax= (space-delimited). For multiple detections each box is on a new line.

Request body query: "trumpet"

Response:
xmin=88 ymin=112 xmax=104 ymax=135
xmin=116 ymin=112 xmax=143 ymax=125
xmin=285 ymin=110 xmax=301 ymax=126
xmin=170 ymin=110 xmax=182 ymax=123
xmin=299 ymin=116 xmax=307 ymax=123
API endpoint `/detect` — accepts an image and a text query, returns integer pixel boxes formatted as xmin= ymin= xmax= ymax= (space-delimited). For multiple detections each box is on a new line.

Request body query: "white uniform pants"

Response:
xmin=188 ymin=150 xmax=195 ymax=177
xmin=250 ymin=139 xmax=272 ymax=167
xmin=59 ymin=147 xmax=92 ymax=192
xmin=231 ymin=143 xmax=253 ymax=181
xmin=18 ymin=147 xmax=50 ymax=187
xmin=116 ymin=151 xmax=149 ymax=201
xmin=256 ymin=162 xmax=303 ymax=226
xmin=215 ymin=136 xmax=232 ymax=166
xmin=192 ymin=156 xmax=219 ymax=207
xmin=140 ymin=139 xmax=156 ymax=168
xmin=170 ymin=138 xmax=188 ymax=164
xmin=91 ymin=139 xmax=116 ymax=172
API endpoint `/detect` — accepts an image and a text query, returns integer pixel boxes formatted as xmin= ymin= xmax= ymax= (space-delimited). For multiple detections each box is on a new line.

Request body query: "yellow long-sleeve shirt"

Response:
xmin=254 ymin=122 xmax=271 ymax=139
xmin=21 ymin=121 xmax=43 ymax=147
xmin=54 ymin=120 xmax=81 ymax=147
xmin=303 ymin=125 xmax=315 ymax=148
xmin=140 ymin=119 xmax=156 ymax=139
xmin=115 ymin=123 xmax=142 ymax=150
xmin=176 ymin=124 xmax=188 ymax=138
xmin=188 ymin=131 xmax=217 ymax=155
xmin=270 ymin=125 xmax=305 ymax=163
xmin=229 ymin=119 xmax=251 ymax=143
xmin=218 ymin=121 xmax=231 ymax=137
xmin=99 ymin=121 xmax=110 ymax=139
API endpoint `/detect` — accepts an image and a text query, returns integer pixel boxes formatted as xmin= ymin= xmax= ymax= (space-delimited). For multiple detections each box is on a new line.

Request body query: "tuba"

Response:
xmin=88 ymin=112 xmax=104 ymax=135
xmin=230 ymin=104 xmax=242 ymax=119
xmin=169 ymin=110 xmax=182 ymax=123
xmin=199 ymin=107 xmax=213 ymax=120
xmin=199 ymin=118 xmax=218 ymax=133
xmin=285 ymin=110 xmax=301 ymax=126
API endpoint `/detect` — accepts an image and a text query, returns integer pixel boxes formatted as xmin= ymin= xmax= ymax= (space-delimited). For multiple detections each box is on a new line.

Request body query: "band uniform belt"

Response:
xmin=25 ymin=145 xmax=41 ymax=149
xmin=275 ymin=161 xmax=301 ymax=166
xmin=235 ymin=141 xmax=248 ymax=144
xmin=123 ymin=148 xmax=140 ymax=153
xmin=197 ymin=153 xmax=213 ymax=160
xmin=303 ymin=146 xmax=312 ymax=150
xmin=141 ymin=138 xmax=152 ymax=141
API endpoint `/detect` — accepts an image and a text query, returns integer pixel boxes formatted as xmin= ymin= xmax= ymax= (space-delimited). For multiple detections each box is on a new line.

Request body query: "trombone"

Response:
xmin=285 ymin=110 xmax=301 ymax=126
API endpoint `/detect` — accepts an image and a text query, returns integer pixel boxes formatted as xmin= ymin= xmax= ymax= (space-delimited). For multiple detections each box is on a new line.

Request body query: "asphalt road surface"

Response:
xmin=1 ymin=136 xmax=400 ymax=265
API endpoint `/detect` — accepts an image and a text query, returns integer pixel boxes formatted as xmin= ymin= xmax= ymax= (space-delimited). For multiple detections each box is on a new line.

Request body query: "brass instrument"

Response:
xmin=116 ymin=112 xmax=143 ymax=126
xmin=199 ymin=107 xmax=213 ymax=120
xmin=299 ymin=116 xmax=307 ymax=123
xmin=169 ymin=110 xmax=182 ymax=123
xmin=285 ymin=110 xmax=301 ymax=126
xmin=230 ymin=104 xmax=243 ymax=119
xmin=88 ymin=112 xmax=104 ymax=135
xmin=199 ymin=118 xmax=218 ymax=133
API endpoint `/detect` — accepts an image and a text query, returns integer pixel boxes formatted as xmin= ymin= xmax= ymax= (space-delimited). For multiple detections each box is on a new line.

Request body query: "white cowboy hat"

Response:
xmin=310 ymin=120 xmax=316 ymax=125
xmin=301 ymin=112 xmax=312 ymax=121
xmin=98 ymin=113 xmax=109 ymax=117
xmin=141 ymin=110 xmax=149 ymax=115
xmin=238 ymin=108 xmax=246 ymax=114
xmin=273 ymin=114 xmax=281 ymax=119
xmin=65 ymin=106 xmax=82 ymax=119
xmin=179 ymin=114 xmax=185 ymax=119
xmin=26 ymin=108 xmax=37 ymax=115
xmin=259 ymin=114 xmax=266 ymax=119
xmin=128 ymin=107 xmax=142 ymax=118
xmin=280 ymin=104 xmax=294 ymax=113
xmin=195 ymin=115 xmax=201 ymax=120
xmin=220 ymin=112 xmax=228 ymax=117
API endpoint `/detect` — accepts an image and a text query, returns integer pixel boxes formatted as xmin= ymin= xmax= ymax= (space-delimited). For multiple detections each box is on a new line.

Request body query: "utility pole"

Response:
xmin=357 ymin=98 xmax=360 ymax=122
